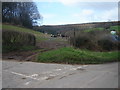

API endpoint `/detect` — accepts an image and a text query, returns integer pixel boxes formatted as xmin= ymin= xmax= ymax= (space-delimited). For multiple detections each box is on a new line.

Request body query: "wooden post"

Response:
xmin=73 ymin=28 xmax=76 ymax=46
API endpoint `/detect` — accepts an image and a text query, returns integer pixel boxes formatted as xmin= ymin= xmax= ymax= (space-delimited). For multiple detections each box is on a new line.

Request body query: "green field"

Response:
xmin=110 ymin=25 xmax=120 ymax=31
xmin=84 ymin=26 xmax=120 ymax=32
xmin=84 ymin=27 xmax=104 ymax=32
xmin=37 ymin=47 xmax=119 ymax=64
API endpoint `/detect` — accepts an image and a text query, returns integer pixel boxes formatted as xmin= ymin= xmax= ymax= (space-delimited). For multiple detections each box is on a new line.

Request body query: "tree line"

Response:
xmin=2 ymin=2 xmax=42 ymax=28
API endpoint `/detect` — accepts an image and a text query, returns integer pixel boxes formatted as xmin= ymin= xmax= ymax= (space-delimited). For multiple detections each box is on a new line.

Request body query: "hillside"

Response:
xmin=2 ymin=24 xmax=67 ymax=52
xmin=34 ymin=21 xmax=119 ymax=35
xmin=2 ymin=23 xmax=119 ymax=64
xmin=2 ymin=24 xmax=50 ymax=42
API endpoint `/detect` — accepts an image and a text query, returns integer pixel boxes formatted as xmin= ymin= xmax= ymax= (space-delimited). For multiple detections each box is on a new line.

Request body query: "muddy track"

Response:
xmin=3 ymin=48 xmax=54 ymax=62
xmin=25 ymin=40 xmax=70 ymax=61
xmin=24 ymin=48 xmax=54 ymax=61
xmin=36 ymin=39 xmax=69 ymax=49
xmin=3 ymin=38 xmax=70 ymax=61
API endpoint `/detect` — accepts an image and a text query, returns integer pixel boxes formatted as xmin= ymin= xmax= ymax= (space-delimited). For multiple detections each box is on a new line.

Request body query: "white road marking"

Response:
xmin=6 ymin=65 xmax=88 ymax=83
xmin=11 ymin=71 xmax=40 ymax=80
xmin=11 ymin=72 xmax=48 ymax=80
xmin=69 ymin=65 xmax=88 ymax=71
xmin=70 ymin=68 xmax=77 ymax=70
xmin=25 ymin=81 xmax=31 ymax=85
xmin=55 ymin=69 xmax=62 ymax=71
xmin=11 ymin=71 xmax=49 ymax=81
xmin=30 ymin=74 xmax=38 ymax=77
xmin=38 ymin=76 xmax=48 ymax=80
xmin=49 ymin=74 xmax=56 ymax=77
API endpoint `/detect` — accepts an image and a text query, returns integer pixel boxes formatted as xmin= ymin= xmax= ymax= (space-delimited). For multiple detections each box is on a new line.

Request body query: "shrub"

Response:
xmin=70 ymin=35 xmax=94 ymax=50
xmin=98 ymin=39 xmax=115 ymax=51
xmin=2 ymin=30 xmax=36 ymax=52
xmin=69 ymin=30 xmax=119 ymax=51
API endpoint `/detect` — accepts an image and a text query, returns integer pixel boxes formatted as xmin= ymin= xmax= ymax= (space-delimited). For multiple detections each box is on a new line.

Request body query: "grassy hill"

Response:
xmin=34 ymin=21 xmax=119 ymax=35
xmin=2 ymin=24 xmax=50 ymax=42
xmin=2 ymin=24 xmax=52 ymax=52
xmin=2 ymin=24 xmax=69 ymax=52
xmin=2 ymin=24 xmax=119 ymax=64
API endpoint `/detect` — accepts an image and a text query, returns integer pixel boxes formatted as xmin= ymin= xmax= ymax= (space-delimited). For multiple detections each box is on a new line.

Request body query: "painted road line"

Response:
xmin=30 ymin=74 xmax=38 ymax=77
xmin=4 ymin=65 xmax=88 ymax=82
xmin=24 ymin=81 xmax=31 ymax=85
xmin=11 ymin=71 xmax=40 ymax=80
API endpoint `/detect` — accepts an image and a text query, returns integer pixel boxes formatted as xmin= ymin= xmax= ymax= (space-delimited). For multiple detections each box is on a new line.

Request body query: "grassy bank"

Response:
xmin=2 ymin=24 xmax=50 ymax=42
xmin=37 ymin=47 xmax=119 ymax=64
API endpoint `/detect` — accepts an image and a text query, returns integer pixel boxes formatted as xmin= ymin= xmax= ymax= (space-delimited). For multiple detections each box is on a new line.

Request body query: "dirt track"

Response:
xmin=2 ymin=37 xmax=70 ymax=61
xmin=36 ymin=38 xmax=69 ymax=49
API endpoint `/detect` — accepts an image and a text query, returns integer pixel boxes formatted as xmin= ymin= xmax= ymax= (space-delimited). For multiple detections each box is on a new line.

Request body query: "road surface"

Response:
xmin=2 ymin=60 xmax=118 ymax=88
xmin=0 ymin=60 xmax=2 ymax=90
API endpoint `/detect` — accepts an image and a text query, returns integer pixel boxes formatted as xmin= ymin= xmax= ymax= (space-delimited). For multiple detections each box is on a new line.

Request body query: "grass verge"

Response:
xmin=37 ymin=47 xmax=119 ymax=64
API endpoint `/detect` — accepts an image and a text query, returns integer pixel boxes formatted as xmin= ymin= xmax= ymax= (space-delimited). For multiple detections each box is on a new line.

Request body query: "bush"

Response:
xmin=70 ymin=34 xmax=95 ymax=50
xmin=69 ymin=30 xmax=119 ymax=51
xmin=98 ymin=39 xmax=116 ymax=51
xmin=2 ymin=30 xmax=36 ymax=52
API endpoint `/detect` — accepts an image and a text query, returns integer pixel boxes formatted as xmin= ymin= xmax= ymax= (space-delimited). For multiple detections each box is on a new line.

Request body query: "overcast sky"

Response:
xmin=35 ymin=0 xmax=119 ymax=25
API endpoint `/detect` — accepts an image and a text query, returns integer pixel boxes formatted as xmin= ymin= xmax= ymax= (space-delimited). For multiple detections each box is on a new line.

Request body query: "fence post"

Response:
xmin=73 ymin=28 xmax=76 ymax=46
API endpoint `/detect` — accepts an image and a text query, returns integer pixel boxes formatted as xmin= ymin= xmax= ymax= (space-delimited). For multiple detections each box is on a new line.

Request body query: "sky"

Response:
xmin=34 ymin=0 xmax=119 ymax=25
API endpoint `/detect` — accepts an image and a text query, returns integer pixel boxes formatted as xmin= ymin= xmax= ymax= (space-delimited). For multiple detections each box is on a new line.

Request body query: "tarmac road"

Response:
xmin=2 ymin=60 xmax=118 ymax=88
